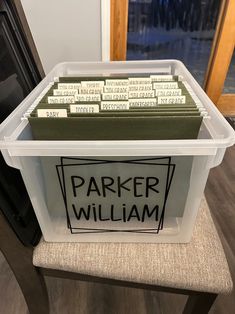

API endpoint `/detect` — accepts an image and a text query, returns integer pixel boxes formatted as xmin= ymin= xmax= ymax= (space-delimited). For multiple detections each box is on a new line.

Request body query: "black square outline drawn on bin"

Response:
xmin=56 ymin=157 xmax=175 ymax=234
xmin=56 ymin=157 xmax=175 ymax=235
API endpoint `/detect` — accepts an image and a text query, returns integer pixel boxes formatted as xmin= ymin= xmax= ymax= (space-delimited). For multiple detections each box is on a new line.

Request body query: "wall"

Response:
xmin=21 ymin=0 xmax=102 ymax=74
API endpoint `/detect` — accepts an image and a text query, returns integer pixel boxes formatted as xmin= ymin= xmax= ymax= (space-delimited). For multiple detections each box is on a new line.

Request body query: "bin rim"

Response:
xmin=0 ymin=60 xmax=234 ymax=154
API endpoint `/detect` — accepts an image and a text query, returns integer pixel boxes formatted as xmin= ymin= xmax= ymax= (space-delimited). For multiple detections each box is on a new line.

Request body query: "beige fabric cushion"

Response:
xmin=33 ymin=198 xmax=233 ymax=294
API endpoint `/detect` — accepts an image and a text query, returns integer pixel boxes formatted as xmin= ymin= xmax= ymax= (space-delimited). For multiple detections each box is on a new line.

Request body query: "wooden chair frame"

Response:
xmin=0 ymin=211 xmax=217 ymax=314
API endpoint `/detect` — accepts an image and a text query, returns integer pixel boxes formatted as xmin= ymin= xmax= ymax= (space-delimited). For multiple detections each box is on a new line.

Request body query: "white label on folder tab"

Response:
xmin=70 ymin=104 xmax=99 ymax=113
xmin=48 ymin=96 xmax=75 ymax=104
xmin=53 ymin=89 xmax=78 ymax=96
xmin=81 ymin=81 xmax=105 ymax=88
xmin=153 ymin=82 xmax=178 ymax=89
xmin=129 ymin=98 xmax=157 ymax=108
xmin=79 ymin=87 xmax=103 ymax=94
xmin=129 ymin=90 xmax=155 ymax=98
xmin=102 ymin=93 xmax=128 ymax=101
xmin=129 ymin=85 xmax=152 ymax=92
xmin=155 ymin=89 xmax=182 ymax=96
xmin=75 ymin=94 xmax=101 ymax=102
xmin=101 ymin=101 xmax=129 ymax=111
xmin=150 ymin=75 xmax=174 ymax=82
xmin=105 ymin=79 xmax=129 ymax=86
xmin=128 ymin=77 xmax=152 ymax=85
xmin=103 ymin=86 xmax=129 ymax=93
xmin=37 ymin=109 xmax=67 ymax=117
xmin=158 ymin=95 xmax=186 ymax=104
xmin=57 ymin=83 xmax=81 ymax=90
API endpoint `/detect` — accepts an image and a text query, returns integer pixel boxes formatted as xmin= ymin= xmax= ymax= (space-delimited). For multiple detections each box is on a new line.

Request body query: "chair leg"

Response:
xmin=0 ymin=212 xmax=49 ymax=314
xmin=183 ymin=293 xmax=217 ymax=314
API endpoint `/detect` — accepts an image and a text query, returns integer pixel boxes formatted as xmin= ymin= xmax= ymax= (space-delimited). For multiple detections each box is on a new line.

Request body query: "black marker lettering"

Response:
xmin=87 ymin=177 xmax=101 ymax=196
xmin=71 ymin=176 xmax=85 ymax=197
xmin=133 ymin=177 xmax=144 ymax=197
xmin=72 ymin=204 xmax=90 ymax=220
xmin=127 ymin=205 xmax=140 ymax=221
xmin=101 ymin=177 xmax=115 ymax=197
xmin=142 ymin=204 xmax=159 ymax=222
xmin=146 ymin=177 xmax=159 ymax=197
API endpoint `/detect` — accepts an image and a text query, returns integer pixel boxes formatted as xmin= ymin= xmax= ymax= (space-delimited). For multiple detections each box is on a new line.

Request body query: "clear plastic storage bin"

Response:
xmin=0 ymin=60 xmax=234 ymax=243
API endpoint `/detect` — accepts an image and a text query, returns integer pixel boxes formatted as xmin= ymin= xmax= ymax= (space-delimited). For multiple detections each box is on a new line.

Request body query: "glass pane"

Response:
xmin=127 ymin=0 xmax=221 ymax=85
xmin=223 ymin=49 xmax=235 ymax=94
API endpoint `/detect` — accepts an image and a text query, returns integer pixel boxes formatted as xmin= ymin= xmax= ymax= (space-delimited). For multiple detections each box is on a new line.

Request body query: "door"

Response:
xmin=204 ymin=0 xmax=235 ymax=115
xmin=110 ymin=0 xmax=235 ymax=115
